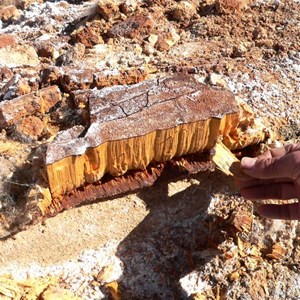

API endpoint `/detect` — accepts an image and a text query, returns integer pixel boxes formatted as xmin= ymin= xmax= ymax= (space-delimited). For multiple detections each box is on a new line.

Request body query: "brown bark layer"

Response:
xmin=40 ymin=151 xmax=215 ymax=217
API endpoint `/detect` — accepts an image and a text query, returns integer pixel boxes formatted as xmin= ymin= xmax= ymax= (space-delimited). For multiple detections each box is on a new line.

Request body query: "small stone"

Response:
xmin=34 ymin=39 xmax=60 ymax=60
xmin=60 ymin=68 xmax=94 ymax=93
xmin=134 ymin=44 xmax=143 ymax=55
xmin=209 ymin=73 xmax=228 ymax=88
xmin=266 ymin=243 xmax=286 ymax=260
xmin=0 ymin=34 xmax=16 ymax=48
xmin=0 ymin=74 xmax=31 ymax=101
xmin=229 ymin=271 xmax=240 ymax=281
xmin=155 ymin=27 xmax=180 ymax=51
xmin=232 ymin=43 xmax=248 ymax=58
xmin=119 ymin=0 xmax=137 ymax=15
xmin=0 ymin=5 xmax=22 ymax=22
xmin=0 ymin=45 xmax=39 ymax=68
xmin=142 ymin=42 xmax=155 ymax=55
xmin=171 ymin=1 xmax=198 ymax=22
xmin=40 ymin=67 xmax=63 ymax=87
xmin=71 ymin=20 xmax=105 ymax=48
xmin=148 ymin=34 xmax=158 ymax=46
xmin=252 ymin=26 xmax=267 ymax=40
xmin=0 ymin=67 xmax=13 ymax=84
xmin=97 ymin=0 xmax=120 ymax=21
xmin=14 ymin=115 xmax=44 ymax=142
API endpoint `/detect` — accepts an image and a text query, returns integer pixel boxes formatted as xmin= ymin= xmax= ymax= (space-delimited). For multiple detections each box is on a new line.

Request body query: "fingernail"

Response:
xmin=241 ymin=157 xmax=257 ymax=169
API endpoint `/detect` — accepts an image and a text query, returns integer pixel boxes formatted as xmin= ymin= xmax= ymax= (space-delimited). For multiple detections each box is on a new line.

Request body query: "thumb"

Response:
xmin=241 ymin=153 xmax=300 ymax=180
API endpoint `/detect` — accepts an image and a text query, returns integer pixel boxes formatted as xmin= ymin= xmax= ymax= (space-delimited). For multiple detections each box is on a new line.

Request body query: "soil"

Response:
xmin=0 ymin=0 xmax=300 ymax=299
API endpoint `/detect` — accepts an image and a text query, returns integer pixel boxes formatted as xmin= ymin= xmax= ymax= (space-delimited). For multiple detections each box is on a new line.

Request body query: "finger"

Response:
xmin=258 ymin=203 xmax=300 ymax=220
xmin=240 ymin=182 xmax=298 ymax=200
xmin=258 ymin=143 xmax=300 ymax=159
xmin=237 ymin=144 xmax=300 ymax=181
xmin=236 ymin=177 xmax=294 ymax=189
xmin=241 ymin=152 xmax=300 ymax=180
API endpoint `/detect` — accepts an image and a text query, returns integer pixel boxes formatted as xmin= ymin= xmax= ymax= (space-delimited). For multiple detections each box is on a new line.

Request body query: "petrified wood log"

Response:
xmin=45 ymin=74 xmax=265 ymax=199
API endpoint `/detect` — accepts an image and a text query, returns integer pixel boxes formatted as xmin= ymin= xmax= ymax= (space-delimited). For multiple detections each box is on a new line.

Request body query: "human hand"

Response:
xmin=236 ymin=143 xmax=300 ymax=220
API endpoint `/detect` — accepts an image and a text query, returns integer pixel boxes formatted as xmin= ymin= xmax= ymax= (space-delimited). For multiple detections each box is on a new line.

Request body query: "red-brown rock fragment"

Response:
xmin=71 ymin=21 xmax=105 ymax=48
xmin=0 ymin=67 xmax=13 ymax=84
xmin=266 ymin=243 xmax=286 ymax=260
xmin=40 ymin=66 xmax=148 ymax=91
xmin=60 ymin=68 xmax=94 ymax=93
xmin=155 ymin=27 xmax=180 ymax=51
xmin=0 ymin=34 xmax=16 ymax=48
xmin=0 ymin=85 xmax=61 ymax=129
xmin=0 ymin=0 xmax=39 ymax=9
xmin=40 ymin=67 xmax=63 ymax=87
xmin=108 ymin=14 xmax=154 ymax=39
xmin=97 ymin=0 xmax=120 ymax=21
xmin=14 ymin=115 xmax=44 ymax=142
xmin=119 ymin=0 xmax=137 ymax=16
xmin=34 ymin=40 xmax=58 ymax=60
xmin=70 ymin=90 xmax=92 ymax=109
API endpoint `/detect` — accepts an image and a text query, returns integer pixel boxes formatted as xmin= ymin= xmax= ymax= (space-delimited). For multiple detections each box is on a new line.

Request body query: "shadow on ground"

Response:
xmin=114 ymin=170 xmax=235 ymax=299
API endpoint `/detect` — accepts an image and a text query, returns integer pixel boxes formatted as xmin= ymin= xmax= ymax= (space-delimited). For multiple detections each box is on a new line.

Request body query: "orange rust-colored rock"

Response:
xmin=45 ymin=74 xmax=265 ymax=198
xmin=0 ymin=67 xmax=13 ymax=83
xmin=0 ymin=85 xmax=61 ymax=129
xmin=0 ymin=34 xmax=16 ymax=48
xmin=155 ymin=27 xmax=180 ymax=51
xmin=39 ymin=151 xmax=215 ymax=217
xmin=97 ymin=0 xmax=120 ymax=21
xmin=71 ymin=20 xmax=105 ymax=48
xmin=14 ymin=115 xmax=45 ymax=142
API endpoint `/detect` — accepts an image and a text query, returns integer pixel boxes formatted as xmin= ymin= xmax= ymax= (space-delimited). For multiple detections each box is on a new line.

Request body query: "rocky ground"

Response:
xmin=0 ymin=0 xmax=299 ymax=299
